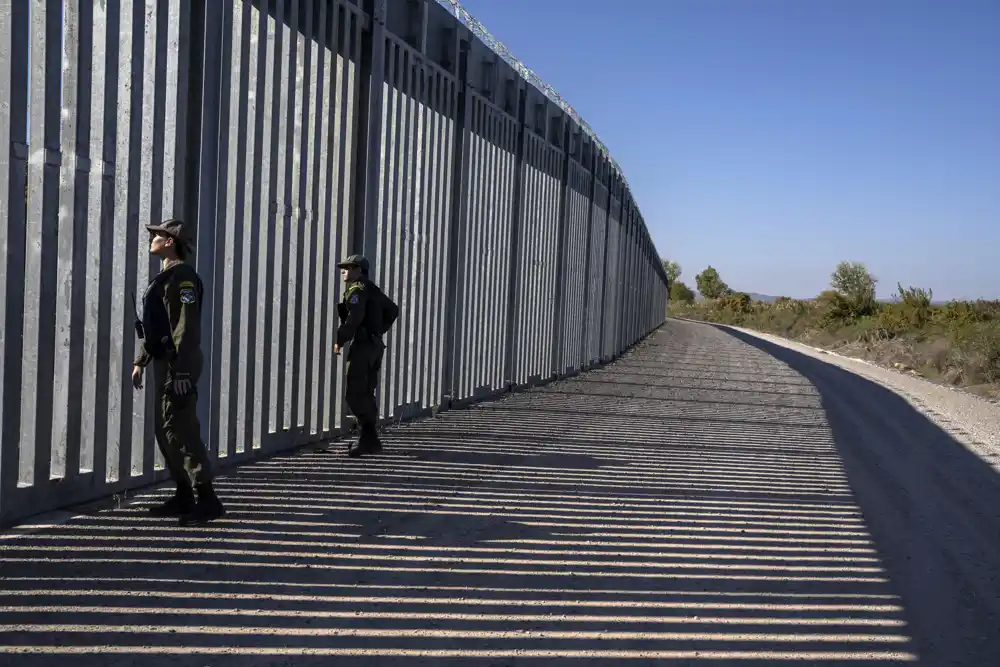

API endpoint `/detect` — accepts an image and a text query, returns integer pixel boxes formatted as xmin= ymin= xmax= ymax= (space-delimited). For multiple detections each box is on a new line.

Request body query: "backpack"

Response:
xmin=338 ymin=281 xmax=399 ymax=337
xmin=374 ymin=285 xmax=399 ymax=335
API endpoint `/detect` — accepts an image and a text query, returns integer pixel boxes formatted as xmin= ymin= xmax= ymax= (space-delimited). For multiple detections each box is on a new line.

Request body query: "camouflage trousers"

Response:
xmin=152 ymin=358 xmax=213 ymax=487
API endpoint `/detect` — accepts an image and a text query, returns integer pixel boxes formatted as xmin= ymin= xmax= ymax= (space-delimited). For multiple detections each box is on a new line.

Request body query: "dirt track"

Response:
xmin=0 ymin=319 xmax=997 ymax=666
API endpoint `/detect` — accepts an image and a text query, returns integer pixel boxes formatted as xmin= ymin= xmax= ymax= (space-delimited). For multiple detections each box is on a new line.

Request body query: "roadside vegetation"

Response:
xmin=664 ymin=260 xmax=1000 ymax=400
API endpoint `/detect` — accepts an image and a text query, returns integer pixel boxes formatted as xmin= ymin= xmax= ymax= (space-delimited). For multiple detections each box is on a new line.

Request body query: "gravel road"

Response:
xmin=0 ymin=318 xmax=997 ymax=666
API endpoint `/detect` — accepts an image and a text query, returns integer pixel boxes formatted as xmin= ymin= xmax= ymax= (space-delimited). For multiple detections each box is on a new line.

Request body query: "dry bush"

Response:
xmin=665 ymin=267 xmax=1000 ymax=395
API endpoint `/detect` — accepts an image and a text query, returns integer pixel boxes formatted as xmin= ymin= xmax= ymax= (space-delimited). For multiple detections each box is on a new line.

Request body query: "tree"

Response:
xmin=695 ymin=266 xmax=730 ymax=299
xmin=830 ymin=261 xmax=877 ymax=311
xmin=670 ymin=280 xmax=696 ymax=304
xmin=661 ymin=259 xmax=682 ymax=285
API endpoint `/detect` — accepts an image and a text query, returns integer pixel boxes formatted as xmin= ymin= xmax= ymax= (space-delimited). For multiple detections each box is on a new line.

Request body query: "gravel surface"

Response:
xmin=0 ymin=318 xmax=997 ymax=666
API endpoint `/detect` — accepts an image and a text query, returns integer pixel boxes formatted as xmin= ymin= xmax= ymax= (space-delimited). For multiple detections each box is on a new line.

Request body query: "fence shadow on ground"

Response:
xmin=0 ymin=327 xmax=939 ymax=666
xmin=714 ymin=324 xmax=1000 ymax=667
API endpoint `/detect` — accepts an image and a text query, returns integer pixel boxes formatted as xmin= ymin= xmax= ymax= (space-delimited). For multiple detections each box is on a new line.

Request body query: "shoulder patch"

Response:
xmin=179 ymin=287 xmax=197 ymax=304
xmin=349 ymin=294 xmax=359 ymax=305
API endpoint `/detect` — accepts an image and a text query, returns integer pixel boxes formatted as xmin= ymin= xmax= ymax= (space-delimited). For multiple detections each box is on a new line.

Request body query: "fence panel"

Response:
xmin=372 ymin=35 xmax=459 ymax=421
xmin=0 ymin=0 xmax=190 ymax=522
xmin=557 ymin=158 xmax=591 ymax=375
xmin=627 ymin=217 xmax=640 ymax=346
xmin=510 ymin=130 xmax=563 ymax=386
xmin=601 ymin=191 xmax=622 ymax=360
xmin=0 ymin=0 xmax=668 ymax=527
xmin=584 ymin=173 xmax=608 ymax=366
xmin=208 ymin=0 xmax=364 ymax=462
xmin=450 ymin=92 xmax=519 ymax=402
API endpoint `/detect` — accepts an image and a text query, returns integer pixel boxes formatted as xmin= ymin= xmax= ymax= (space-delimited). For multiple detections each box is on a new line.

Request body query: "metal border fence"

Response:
xmin=0 ymin=0 xmax=668 ymax=527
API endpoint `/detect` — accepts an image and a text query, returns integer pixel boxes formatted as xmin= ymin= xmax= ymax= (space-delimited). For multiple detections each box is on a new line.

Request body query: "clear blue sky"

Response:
xmin=457 ymin=0 xmax=1000 ymax=300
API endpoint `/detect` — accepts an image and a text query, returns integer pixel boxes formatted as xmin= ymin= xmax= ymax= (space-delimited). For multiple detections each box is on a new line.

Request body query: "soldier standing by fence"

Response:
xmin=131 ymin=219 xmax=226 ymax=526
xmin=334 ymin=255 xmax=399 ymax=458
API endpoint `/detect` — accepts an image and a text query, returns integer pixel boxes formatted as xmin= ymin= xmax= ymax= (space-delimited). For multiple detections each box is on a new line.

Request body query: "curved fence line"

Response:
xmin=0 ymin=0 xmax=667 ymax=528
xmin=433 ymin=0 xmax=625 ymax=184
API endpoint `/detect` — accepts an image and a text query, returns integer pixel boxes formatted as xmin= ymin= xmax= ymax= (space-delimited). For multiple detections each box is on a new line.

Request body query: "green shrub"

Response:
xmin=670 ymin=280 xmax=696 ymax=304
xmin=719 ymin=292 xmax=753 ymax=314
xmin=893 ymin=283 xmax=933 ymax=327
xmin=951 ymin=322 xmax=1000 ymax=384
xmin=666 ymin=260 xmax=999 ymax=395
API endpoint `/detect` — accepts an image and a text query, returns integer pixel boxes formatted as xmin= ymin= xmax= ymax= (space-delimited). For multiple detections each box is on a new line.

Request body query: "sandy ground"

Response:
xmin=0 ymin=319 xmax=997 ymax=666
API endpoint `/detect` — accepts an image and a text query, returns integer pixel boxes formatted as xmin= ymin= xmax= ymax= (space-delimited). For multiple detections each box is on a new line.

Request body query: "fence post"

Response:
xmin=440 ymin=30 xmax=471 ymax=409
xmin=186 ymin=0 xmax=225 ymax=458
xmin=595 ymin=168 xmax=613 ymax=362
xmin=341 ymin=0 xmax=387 ymax=432
xmin=0 ymin=1 xmax=30 ymax=526
xmin=353 ymin=0 xmax=388 ymax=262
xmin=549 ymin=119 xmax=572 ymax=379
xmin=578 ymin=142 xmax=597 ymax=370
xmin=501 ymin=84 xmax=528 ymax=389
xmin=616 ymin=197 xmax=630 ymax=355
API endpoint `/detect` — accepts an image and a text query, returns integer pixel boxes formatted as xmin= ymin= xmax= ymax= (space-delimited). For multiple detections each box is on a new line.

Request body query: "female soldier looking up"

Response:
xmin=132 ymin=219 xmax=225 ymax=526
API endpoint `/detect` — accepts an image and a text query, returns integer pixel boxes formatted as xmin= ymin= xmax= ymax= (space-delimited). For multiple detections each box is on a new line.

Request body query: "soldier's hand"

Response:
xmin=132 ymin=365 xmax=144 ymax=390
xmin=333 ymin=344 xmax=340 ymax=356
xmin=173 ymin=376 xmax=192 ymax=395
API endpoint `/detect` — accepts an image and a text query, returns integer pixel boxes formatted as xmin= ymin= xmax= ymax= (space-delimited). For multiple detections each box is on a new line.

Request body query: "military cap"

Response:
xmin=146 ymin=218 xmax=194 ymax=249
xmin=337 ymin=254 xmax=370 ymax=274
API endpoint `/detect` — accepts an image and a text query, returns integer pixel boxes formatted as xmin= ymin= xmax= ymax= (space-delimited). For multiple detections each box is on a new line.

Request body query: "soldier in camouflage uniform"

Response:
xmin=335 ymin=255 xmax=398 ymax=458
xmin=132 ymin=219 xmax=225 ymax=526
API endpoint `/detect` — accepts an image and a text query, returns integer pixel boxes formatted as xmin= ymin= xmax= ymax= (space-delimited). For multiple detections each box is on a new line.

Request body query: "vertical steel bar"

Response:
xmin=267 ymin=0 xmax=289 ymax=439
xmin=284 ymin=0 xmax=304 ymax=436
xmin=299 ymin=0 xmax=318 ymax=436
xmin=322 ymin=2 xmax=350 ymax=433
xmin=501 ymin=84 xmax=526 ymax=389
xmin=414 ymin=67 xmax=431 ymax=409
xmin=312 ymin=0 xmax=332 ymax=436
xmin=596 ymin=175 xmax=613 ymax=361
xmin=105 ymin=0 xmax=136 ymax=485
xmin=222 ymin=0 xmax=251 ymax=458
xmin=355 ymin=0 xmax=387 ymax=262
xmin=495 ymin=112 xmax=516 ymax=391
xmin=430 ymin=74 xmax=451 ymax=406
xmin=334 ymin=15 xmax=363 ymax=431
xmin=192 ymin=0 xmax=223 ymax=459
xmin=0 ymin=0 xmax=30 ymax=519
xmin=419 ymin=71 xmax=437 ymax=408
xmin=385 ymin=46 xmax=408 ymax=416
xmin=308 ymin=0 xmax=330 ymax=436
xmin=401 ymin=60 xmax=421 ymax=411
xmin=396 ymin=56 xmax=416 ymax=413
xmin=482 ymin=106 xmax=502 ymax=393
xmin=50 ymin=0 xmax=82 ymax=483
xmin=62 ymin=0 xmax=94 ymax=482
xmin=251 ymin=0 xmax=275 ymax=451
xmin=22 ymin=0 xmax=62 ymax=490
xmin=433 ymin=76 xmax=457 ymax=405
xmin=0 ymin=0 xmax=12 ymax=500
xmin=549 ymin=119 xmax=571 ymax=378
xmin=467 ymin=99 xmax=485 ymax=394
xmin=350 ymin=0 xmax=386 ymax=426
xmin=373 ymin=35 xmax=394 ymax=419
xmin=126 ymin=0 xmax=157 ymax=479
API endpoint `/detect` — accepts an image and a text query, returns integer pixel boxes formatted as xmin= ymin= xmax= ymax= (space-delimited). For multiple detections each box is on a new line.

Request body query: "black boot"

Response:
xmin=348 ymin=424 xmax=382 ymax=458
xmin=147 ymin=484 xmax=195 ymax=516
xmin=179 ymin=481 xmax=226 ymax=526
